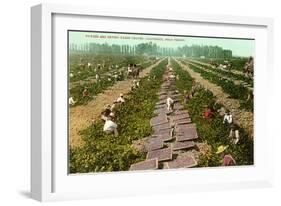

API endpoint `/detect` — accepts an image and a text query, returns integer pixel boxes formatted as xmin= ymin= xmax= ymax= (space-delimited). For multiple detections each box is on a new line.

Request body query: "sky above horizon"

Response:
xmin=69 ymin=31 xmax=255 ymax=57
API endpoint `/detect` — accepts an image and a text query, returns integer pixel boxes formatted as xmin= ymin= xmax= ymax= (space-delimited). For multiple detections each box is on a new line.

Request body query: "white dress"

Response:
xmin=103 ymin=120 xmax=117 ymax=132
xmin=223 ymin=114 xmax=233 ymax=124
xmin=116 ymin=97 xmax=125 ymax=103
xmin=166 ymin=97 xmax=174 ymax=110
xmin=69 ymin=97 xmax=75 ymax=105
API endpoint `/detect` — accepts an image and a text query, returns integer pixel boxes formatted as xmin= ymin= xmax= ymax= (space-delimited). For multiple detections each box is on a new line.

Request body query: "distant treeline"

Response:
xmin=69 ymin=42 xmax=232 ymax=58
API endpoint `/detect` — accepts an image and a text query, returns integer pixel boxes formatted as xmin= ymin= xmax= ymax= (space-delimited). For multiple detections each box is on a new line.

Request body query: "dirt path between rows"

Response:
xmin=174 ymin=58 xmax=253 ymax=138
xmin=69 ymin=59 xmax=165 ymax=148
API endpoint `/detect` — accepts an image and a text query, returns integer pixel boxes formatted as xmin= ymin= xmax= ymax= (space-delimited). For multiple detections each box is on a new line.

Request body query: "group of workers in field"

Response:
xmin=71 ymin=61 xmax=245 ymax=167
xmin=69 ymin=61 xmax=142 ymax=138
xmin=191 ymin=81 xmax=237 ymax=166
xmin=68 ymin=62 xmax=142 ymax=106
xmin=210 ymin=57 xmax=254 ymax=79
xmin=100 ymin=92 xmax=125 ymax=137
xmin=167 ymin=64 xmax=238 ymax=167
xmin=100 ymin=75 xmax=141 ymax=137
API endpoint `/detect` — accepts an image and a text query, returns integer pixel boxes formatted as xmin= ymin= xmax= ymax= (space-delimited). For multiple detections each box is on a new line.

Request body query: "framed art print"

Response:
xmin=31 ymin=3 xmax=274 ymax=201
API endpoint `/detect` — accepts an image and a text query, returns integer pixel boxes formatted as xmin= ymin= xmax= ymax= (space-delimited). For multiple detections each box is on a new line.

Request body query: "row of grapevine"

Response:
xmin=190 ymin=57 xmax=248 ymax=72
xmin=69 ymin=55 xmax=156 ymax=106
xmin=69 ymin=54 xmax=152 ymax=82
xmin=183 ymin=59 xmax=253 ymax=86
xmin=171 ymin=59 xmax=253 ymax=166
xmin=69 ymin=59 xmax=168 ymax=173
xmin=180 ymin=60 xmax=253 ymax=112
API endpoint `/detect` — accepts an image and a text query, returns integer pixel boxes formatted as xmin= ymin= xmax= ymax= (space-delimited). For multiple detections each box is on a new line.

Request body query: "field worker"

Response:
xmin=203 ymin=107 xmax=214 ymax=119
xmin=114 ymin=73 xmax=118 ymax=81
xmin=166 ymin=96 xmax=174 ymax=112
xmin=132 ymin=79 xmax=140 ymax=90
xmin=82 ymin=88 xmax=89 ymax=97
xmin=223 ymin=110 xmax=233 ymax=124
xmin=103 ymin=117 xmax=118 ymax=137
xmin=101 ymin=104 xmax=112 ymax=121
xmin=229 ymin=124 xmax=240 ymax=144
xmin=116 ymin=93 xmax=125 ymax=103
xmin=183 ymin=90 xmax=190 ymax=104
xmin=216 ymin=145 xmax=236 ymax=166
xmin=95 ymin=73 xmax=100 ymax=81
xmin=247 ymin=89 xmax=254 ymax=102
xmin=97 ymin=64 xmax=101 ymax=69
xmin=131 ymin=80 xmax=137 ymax=91
xmin=184 ymin=94 xmax=190 ymax=104
xmin=190 ymin=80 xmax=199 ymax=97
xmin=87 ymin=62 xmax=92 ymax=68
xmin=69 ymin=97 xmax=76 ymax=105
xmin=127 ymin=64 xmax=132 ymax=75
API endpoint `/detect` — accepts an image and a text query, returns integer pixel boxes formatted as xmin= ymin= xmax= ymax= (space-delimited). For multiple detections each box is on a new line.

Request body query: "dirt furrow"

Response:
xmin=175 ymin=59 xmax=253 ymax=138
xmin=69 ymin=59 xmax=165 ymax=148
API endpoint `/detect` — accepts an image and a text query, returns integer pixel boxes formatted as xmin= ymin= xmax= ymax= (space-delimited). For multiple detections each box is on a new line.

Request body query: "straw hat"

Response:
xmin=216 ymin=145 xmax=229 ymax=154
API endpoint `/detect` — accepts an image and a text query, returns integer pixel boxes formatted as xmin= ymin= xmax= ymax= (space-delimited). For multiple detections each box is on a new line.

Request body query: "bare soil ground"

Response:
xmin=175 ymin=59 xmax=253 ymax=137
xmin=69 ymin=59 xmax=164 ymax=148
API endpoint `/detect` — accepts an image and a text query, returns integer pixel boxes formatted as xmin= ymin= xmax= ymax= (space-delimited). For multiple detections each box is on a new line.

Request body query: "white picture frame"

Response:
xmin=31 ymin=3 xmax=274 ymax=202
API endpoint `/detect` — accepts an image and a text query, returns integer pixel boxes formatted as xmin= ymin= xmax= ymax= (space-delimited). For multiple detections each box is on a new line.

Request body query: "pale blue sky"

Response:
xmin=69 ymin=31 xmax=254 ymax=57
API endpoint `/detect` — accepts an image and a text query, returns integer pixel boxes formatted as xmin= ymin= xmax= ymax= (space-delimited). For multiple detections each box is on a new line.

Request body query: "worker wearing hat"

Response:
xmin=103 ymin=116 xmax=118 ymax=137
xmin=223 ymin=109 xmax=233 ymax=124
xmin=115 ymin=93 xmax=125 ymax=103
xmin=166 ymin=95 xmax=174 ymax=112
xmin=100 ymin=104 xmax=112 ymax=121
xmin=82 ymin=88 xmax=89 ymax=97
xmin=216 ymin=145 xmax=236 ymax=166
